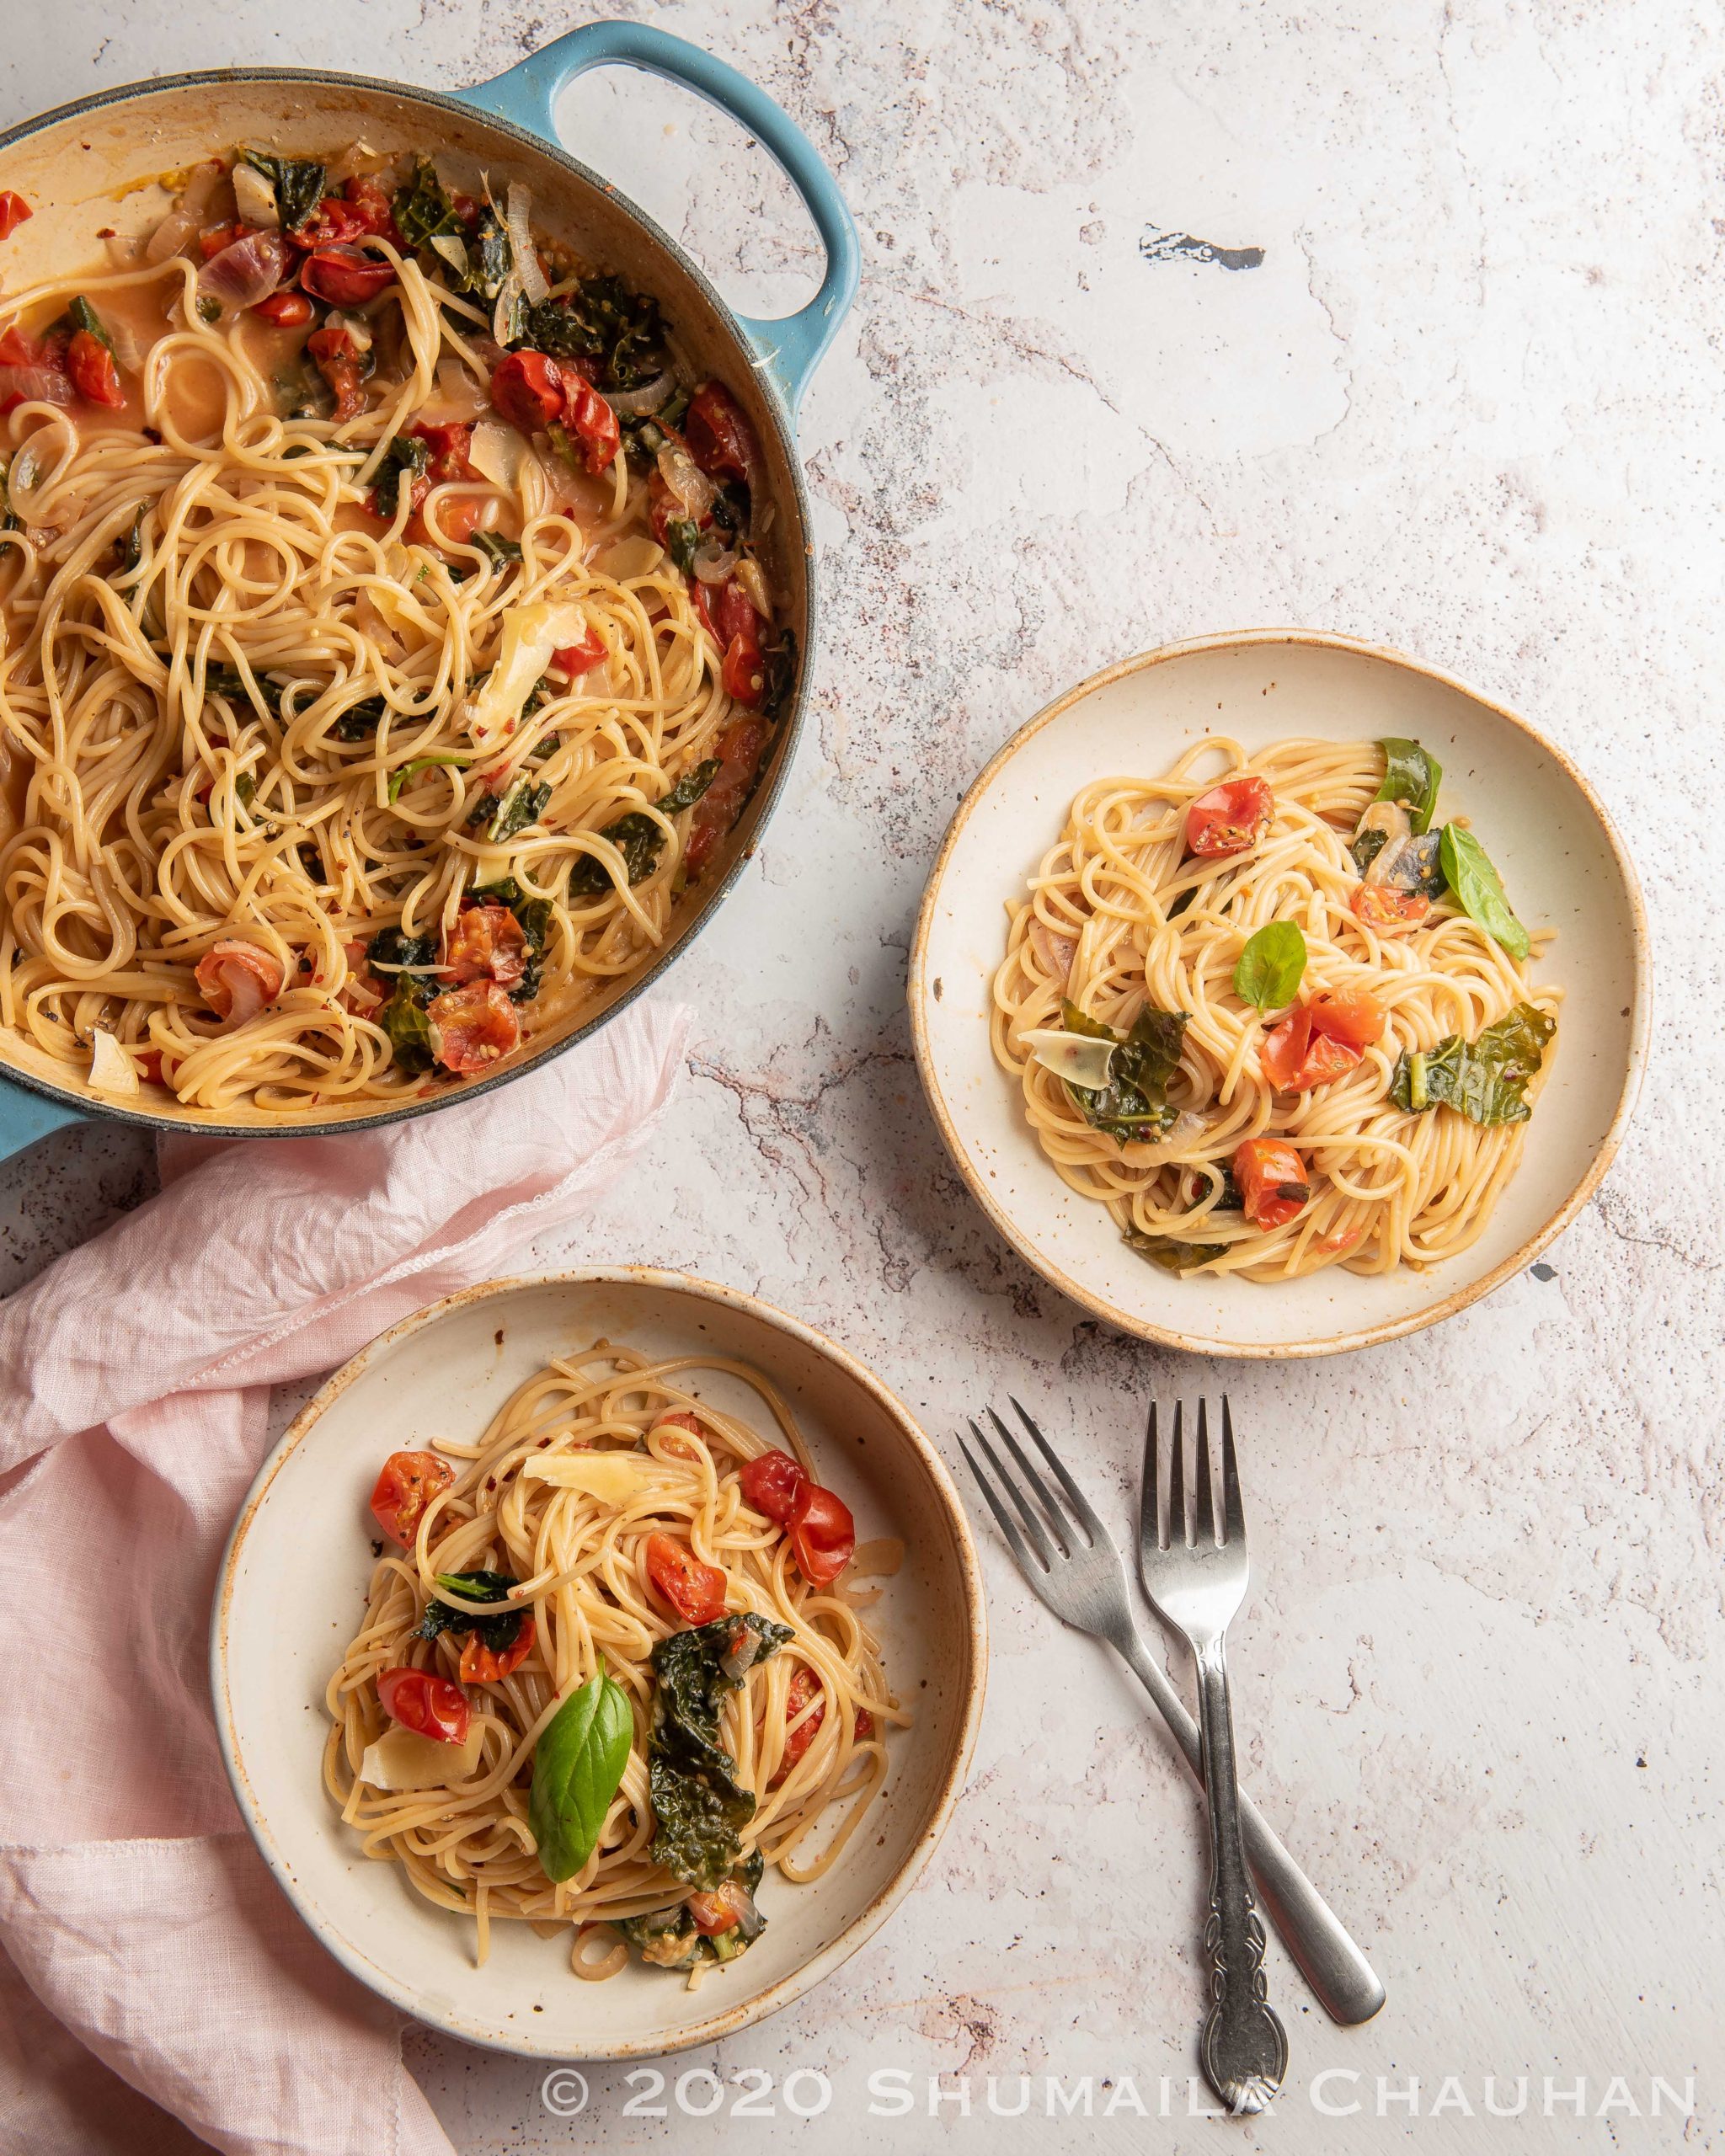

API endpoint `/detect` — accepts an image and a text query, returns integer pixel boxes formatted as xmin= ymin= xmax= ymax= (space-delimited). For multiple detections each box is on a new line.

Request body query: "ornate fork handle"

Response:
xmin=1193 ymin=1633 xmax=1289 ymax=2115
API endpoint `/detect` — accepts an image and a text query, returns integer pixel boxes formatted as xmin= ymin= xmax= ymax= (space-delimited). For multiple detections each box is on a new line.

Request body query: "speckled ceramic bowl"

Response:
xmin=909 ymin=630 xmax=1650 ymax=1358
xmin=212 ymin=1268 xmax=985 ymax=2059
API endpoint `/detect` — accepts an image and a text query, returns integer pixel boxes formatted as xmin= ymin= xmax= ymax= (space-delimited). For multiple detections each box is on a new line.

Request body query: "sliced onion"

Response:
xmin=490 ymin=273 xmax=520 ymax=350
xmin=430 ymin=233 xmax=468 ymax=277
xmin=323 ymin=308 xmax=373 ymax=355
xmin=606 ymin=366 xmax=674 ymax=419
xmin=655 ymin=440 xmax=716 ymax=520
xmin=1028 ymin=917 xmax=1078 ymax=986
xmin=325 ymin=140 xmax=380 ymax=187
xmin=196 ymin=229 xmax=291 ymax=316
xmin=469 ymin=414 xmax=526 ymax=489
xmin=733 ymin=554 xmax=771 ymax=621
xmin=6 ymin=442 xmax=59 ymax=528
xmin=231 ymin=162 xmax=280 ymax=229
xmin=0 ymin=368 xmax=72 ymax=413
xmin=104 ymin=314 xmax=148 ymax=376
xmin=692 ymin=536 xmax=737 ymax=584
xmin=505 ymin=183 xmax=547 ymax=303
xmin=146 ymin=208 xmax=201 ymax=264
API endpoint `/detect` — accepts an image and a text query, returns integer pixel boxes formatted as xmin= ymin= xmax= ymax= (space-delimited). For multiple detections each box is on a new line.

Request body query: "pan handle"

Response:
xmin=0 ymin=1072 xmax=87 ymax=1164
xmin=457 ymin=20 xmax=858 ymax=424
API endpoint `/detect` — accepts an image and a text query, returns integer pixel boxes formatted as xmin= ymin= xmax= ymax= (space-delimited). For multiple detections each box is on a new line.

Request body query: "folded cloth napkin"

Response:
xmin=0 ymin=999 xmax=689 ymax=2156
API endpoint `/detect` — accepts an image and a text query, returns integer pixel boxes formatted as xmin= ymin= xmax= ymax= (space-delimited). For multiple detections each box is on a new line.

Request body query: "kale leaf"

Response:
xmin=1123 ymin=1227 xmax=1228 ymax=1275
xmin=566 ymin=765 xmax=718 ymax=898
xmin=419 ymin=1569 xmax=527 ymax=1656
xmin=649 ymin=1614 xmax=791 ymax=1890
xmin=515 ymin=275 xmax=663 ymax=390
xmin=367 ymin=926 xmax=440 ymax=1073
xmin=1389 ymin=1001 xmax=1556 ymax=1125
xmin=371 ymin=434 xmax=429 ymax=520
xmin=392 ymin=157 xmax=465 ymax=252
xmin=1060 ymin=999 xmax=1189 ymax=1142
xmin=333 ymin=695 xmax=388 ymax=742
xmin=467 ymin=776 xmax=551 ymax=844
xmin=470 ymin=878 xmax=552 ymax=1003
xmin=236 ymin=148 xmax=327 ymax=233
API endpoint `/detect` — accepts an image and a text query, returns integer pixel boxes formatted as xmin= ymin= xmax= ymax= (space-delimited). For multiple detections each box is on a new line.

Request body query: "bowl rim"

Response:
xmin=907 ymin=626 xmax=1653 ymax=1358
xmin=210 ymin=1264 xmax=989 ymax=2059
xmin=0 ymin=65 xmax=819 ymax=1141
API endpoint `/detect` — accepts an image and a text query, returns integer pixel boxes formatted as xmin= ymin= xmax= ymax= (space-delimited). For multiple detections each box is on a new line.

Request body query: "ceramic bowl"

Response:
xmin=212 ymin=1268 xmax=985 ymax=2058
xmin=909 ymin=630 xmax=1649 ymax=1358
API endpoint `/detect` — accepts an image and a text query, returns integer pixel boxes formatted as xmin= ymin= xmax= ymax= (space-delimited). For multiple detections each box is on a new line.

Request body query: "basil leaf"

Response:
xmin=1060 ymin=999 xmax=1188 ymax=1142
xmin=1349 ymin=826 xmax=1388 ymax=877
xmin=530 ymin=1673 xmax=633 ymax=1884
xmin=1376 ymin=738 xmax=1442 ymax=835
xmin=1389 ymin=1001 xmax=1555 ymax=1125
xmin=1385 ymin=830 xmax=1445 ymax=901
xmin=1439 ymin=823 xmax=1530 ymax=960
xmin=1233 ymin=921 xmax=1306 ymax=1011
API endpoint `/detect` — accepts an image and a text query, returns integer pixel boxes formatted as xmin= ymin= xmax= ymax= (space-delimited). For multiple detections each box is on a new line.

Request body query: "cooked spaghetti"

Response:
xmin=991 ymin=734 xmax=1561 ymax=1281
xmin=323 ymin=1341 xmax=900 ymax=1983
xmin=0 ymin=147 xmax=792 ymax=1114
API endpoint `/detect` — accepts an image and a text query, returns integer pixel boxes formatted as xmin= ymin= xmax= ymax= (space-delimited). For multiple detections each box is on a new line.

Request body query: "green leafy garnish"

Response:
xmin=665 ymin=518 xmax=700 ymax=574
xmin=388 ymin=754 xmax=468 ymax=803
xmin=1123 ymin=1227 xmax=1229 ymax=1274
xmin=649 ymin=1614 xmax=791 ymax=1889
xmin=516 ymin=275 xmax=663 ymax=391
xmin=1376 ymin=738 xmax=1442 ymax=835
xmin=196 ymin=295 xmax=222 ymax=324
xmin=1060 ymin=1000 xmax=1189 ymax=1142
xmin=66 ymin=296 xmax=115 ymax=351
xmin=1233 ymin=921 xmax=1306 ymax=1011
xmin=0 ymin=457 xmax=19 ymax=535
xmin=118 ymin=501 xmax=147 ymax=575
xmin=477 ymin=776 xmax=551 ymax=844
xmin=419 ymin=1569 xmax=529 ymax=1656
xmin=566 ymin=765 xmax=719 ymax=897
xmin=206 ymin=665 xmax=283 ymax=719
xmin=233 ymin=772 xmax=256 ymax=815
xmin=332 ymin=695 xmax=388 ymax=742
xmin=1389 ymin=1001 xmax=1555 ymax=1125
xmin=392 ymin=157 xmax=465 ymax=252
xmin=371 ymin=434 xmax=430 ymax=520
xmin=1439 ymin=824 xmax=1530 ymax=960
xmin=237 ymin=147 xmax=327 ymax=232
xmin=466 ymin=204 xmax=512 ymax=301
xmin=472 ymin=530 xmax=522 ymax=570
xmin=530 ymin=1673 xmax=633 ymax=1884
xmin=367 ymin=926 xmax=439 ymax=1072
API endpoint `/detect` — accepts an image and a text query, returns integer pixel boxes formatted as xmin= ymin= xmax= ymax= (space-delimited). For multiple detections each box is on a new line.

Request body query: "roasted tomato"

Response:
xmin=1233 ymin=1137 xmax=1311 ymax=1230
xmin=444 ymin=901 xmax=526 ymax=988
xmin=0 ymin=192 xmax=32 ymax=242
xmin=1260 ymin=1007 xmax=1360 ymax=1092
xmin=684 ymin=381 xmax=757 ymax=488
xmin=738 ymin=1448 xmax=808 ymax=1525
xmin=407 ymin=420 xmax=477 ymax=484
xmin=67 ymin=328 xmax=125 ymax=408
xmin=1186 ymin=776 xmax=1273 ymax=859
xmin=692 ymin=575 xmax=761 ymax=650
xmin=252 ymin=289 xmax=314 ymax=327
xmin=300 ymin=242 xmax=395 ymax=306
xmin=769 ymin=1666 xmax=826 ymax=1787
xmin=1305 ymin=985 xmax=1385 ymax=1049
xmin=562 ymin=379 xmax=620 ymax=474
xmin=377 ymin=1666 xmax=470 ymax=1745
xmin=459 ymin=1614 xmax=536 ymax=1684
xmin=370 ymin=1449 xmax=456 ymax=1546
xmin=644 ymin=1531 xmax=729 ymax=1625
xmin=686 ymin=1880 xmax=752 ymax=1935
xmin=1350 ymin=885 xmax=1430 ymax=934
xmin=307 ymin=323 xmax=366 ymax=422
xmin=489 ymin=350 xmax=564 ymax=433
xmin=194 ymin=938 xmax=285 ymax=1026
xmin=721 ymin=635 xmax=766 ymax=707
xmin=198 ymin=221 xmax=248 ymax=260
xmin=788 ymin=1481 xmax=856 ymax=1587
xmin=650 ymin=1410 xmax=706 ymax=1460
xmin=552 ymin=626 xmax=606 ymax=677
xmin=427 ymin=980 xmax=521 ymax=1073
xmin=681 ymin=716 xmax=771 ymax=877
xmin=296 ymin=176 xmax=400 ymax=248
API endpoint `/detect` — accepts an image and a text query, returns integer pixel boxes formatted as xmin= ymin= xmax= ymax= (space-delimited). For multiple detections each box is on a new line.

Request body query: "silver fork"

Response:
xmin=1140 ymin=1399 xmax=1288 ymax=2116
xmin=959 ymin=1401 xmax=1384 ymax=2034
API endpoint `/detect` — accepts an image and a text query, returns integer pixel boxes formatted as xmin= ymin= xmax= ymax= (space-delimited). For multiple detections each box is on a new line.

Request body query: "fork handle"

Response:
xmin=1112 ymin=1628 xmax=1386 ymax=2027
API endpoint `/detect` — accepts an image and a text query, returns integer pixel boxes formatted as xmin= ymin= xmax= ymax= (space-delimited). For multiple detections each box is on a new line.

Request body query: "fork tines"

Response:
xmin=957 ymin=1397 xmax=1103 ymax=1576
xmin=1146 ymin=1396 xmax=1245 ymax=1550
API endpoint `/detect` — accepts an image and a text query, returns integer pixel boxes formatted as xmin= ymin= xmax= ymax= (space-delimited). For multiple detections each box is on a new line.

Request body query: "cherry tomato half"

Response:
xmin=788 ymin=1481 xmax=856 ymax=1587
xmin=377 ymin=1665 xmax=470 ymax=1744
xmin=562 ymin=379 xmax=620 ymax=474
xmin=1350 ymin=885 xmax=1430 ymax=934
xmin=686 ymin=1880 xmax=751 ymax=1935
xmin=644 ymin=1531 xmax=729 ymax=1625
xmin=67 ymin=328 xmax=124 ymax=408
xmin=253 ymin=289 xmax=314 ymax=328
xmin=370 ymin=1449 xmax=455 ymax=1546
xmin=300 ymin=242 xmax=396 ymax=307
xmin=0 ymin=193 xmax=35 ymax=242
xmin=769 ymin=1665 xmax=826 ymax=1787
xmin=1233 ymin=1137 xmax=1311 ymax=1230
xmin=684 ymin=381 xmax=757 ymax=487
xmin=1259 ymin=1007 xmax=1362 ymax=1093
xmin=489 ymin=350 xmax=564 ymax=433
xmin=1306 ymin=985 xmax=1385 ymax=1049
xmin=738 ymin=1448 xmax=808 ymax=1525
xmin=1186 ymin=776 xmax=1273 ymax=859
xmin=458 ymin=1614 xmax=536 ymax=1685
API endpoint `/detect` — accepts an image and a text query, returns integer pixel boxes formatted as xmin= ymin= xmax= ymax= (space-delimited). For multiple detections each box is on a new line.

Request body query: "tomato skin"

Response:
xmin=67 ymin=329 xmax=124 ymax=408
xmin=427 ymin=979 xmax=521 ymax=1072
xmin=684 ymin=382 xmax=757 ymax=487
xmin=0 ymin=193 xmax=33 ymax=241
xmin=194 ymin=938 xmax=285 ymax=1023
xmin=377 ymin=1666 xmax=471 ymax=1744
xmin=490 ymin=350 xmax=564 ymax=432
xmin=769 ymin=1666 xmax=826 ymax=1787
xmin=307 ymin=323 xmax=366 ymax=422
xmin=199 ymin=221 xmax=248 ymax=260
xmin=681 ymin=717 xmax=770 ymax=876
xmin=1233 ymin=1137 xmax=1311 ymax=1230
xmin=370 ymin=1449 xmax=456 ymax=1546
xmin=721 ymin=634 xmax=766 ymax=708
xmin=458 ymin=1614 xmax=536 ymax=1684
xmin=686 ymin=1881 xmax=750 ymax=1935
xmin=1260 ymin=1007 xmax=1360 ymax=1092
xmin=407 ymin=420 xmax=477 ymax=484
xmin=1306 ymin=985 xmax=1385 ymax=1049
xmin=738 ymin=1449 xmax=808 ymax=1524
xmin=644 ymin=1531 xmax=729 ymax=1625
xmin=444 ymin=901 xmax=526 ymax=988
xmin=301 ymin=242 xmax=395 ymax=306
xmin=788 ymin=1481 xmax=856 ymax=1587
xmin=552 ymin=627 xmax=606 ymax=676
xmin=563 ymin=379 xmax=620 ymax=473
xmin=1350 ymin=884 xmax=1430 ymax=934
xmin=1186 ymin=776 xmax=1274 ymax=858
xmin=253 ymin=288 xmax=314 ymax=327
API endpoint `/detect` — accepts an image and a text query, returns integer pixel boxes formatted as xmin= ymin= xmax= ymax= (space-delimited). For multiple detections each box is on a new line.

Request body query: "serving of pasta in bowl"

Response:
xmin=911 ymin=631 xmax=1648 ymax=1357
xmin=213 ymin=1269 xmax=985 ymax=2057
xmin=0 ymin=26 xmax=856 ymax=1152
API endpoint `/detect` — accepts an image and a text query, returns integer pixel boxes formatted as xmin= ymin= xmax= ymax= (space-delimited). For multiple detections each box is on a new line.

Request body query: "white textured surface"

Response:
xmin=3 ymin=3 xmax=1722 ymax=2151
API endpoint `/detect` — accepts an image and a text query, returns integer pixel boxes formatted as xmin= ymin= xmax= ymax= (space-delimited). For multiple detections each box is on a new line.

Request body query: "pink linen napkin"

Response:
xmin=0 ymin=998 xmax=690 ymax=2156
